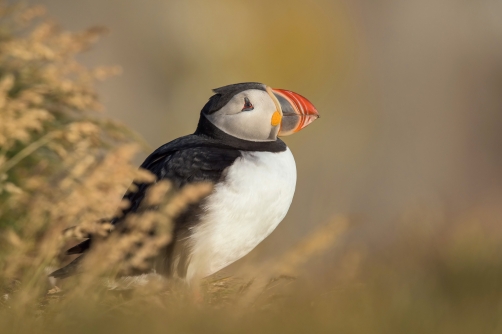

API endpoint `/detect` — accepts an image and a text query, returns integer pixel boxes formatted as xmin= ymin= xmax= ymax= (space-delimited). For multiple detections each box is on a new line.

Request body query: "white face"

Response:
xmin=204 ymin=89 xmax=281 ymax=142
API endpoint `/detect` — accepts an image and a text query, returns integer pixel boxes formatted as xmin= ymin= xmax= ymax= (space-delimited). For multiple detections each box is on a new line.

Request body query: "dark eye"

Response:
xmin=242 ymin=97 xmax=254 ymax=111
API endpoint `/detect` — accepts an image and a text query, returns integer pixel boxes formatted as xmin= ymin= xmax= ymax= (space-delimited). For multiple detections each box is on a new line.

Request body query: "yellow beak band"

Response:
xmin=271 ymin=111 xmax=282 ymax=126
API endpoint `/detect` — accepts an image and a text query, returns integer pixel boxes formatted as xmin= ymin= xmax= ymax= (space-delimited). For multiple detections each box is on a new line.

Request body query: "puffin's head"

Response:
xmin=201 ymin=82 xmax=319 ymax=142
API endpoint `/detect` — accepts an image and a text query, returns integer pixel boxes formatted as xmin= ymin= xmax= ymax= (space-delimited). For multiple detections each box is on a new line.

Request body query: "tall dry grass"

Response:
xmin=0 ymin=3 xmax=501 ymax=334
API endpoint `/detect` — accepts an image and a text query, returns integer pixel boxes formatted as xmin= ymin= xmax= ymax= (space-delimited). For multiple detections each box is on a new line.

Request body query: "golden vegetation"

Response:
xmin=0 ymin=3 xmax=501 ymax=334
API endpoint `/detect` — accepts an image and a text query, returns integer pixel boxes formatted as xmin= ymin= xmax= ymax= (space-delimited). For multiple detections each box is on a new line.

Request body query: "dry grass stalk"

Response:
xmin=235 ymin=216 xmax=349 ymax=307
xmin=274 ymin=215 xmax=349 ymax=275
xmin=58 ymin=180 xmax=212 ymax=296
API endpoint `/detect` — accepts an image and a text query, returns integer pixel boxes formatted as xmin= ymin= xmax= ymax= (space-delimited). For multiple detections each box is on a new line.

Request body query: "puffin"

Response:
xmin=51 ymin=82 xmax=319 ymax=285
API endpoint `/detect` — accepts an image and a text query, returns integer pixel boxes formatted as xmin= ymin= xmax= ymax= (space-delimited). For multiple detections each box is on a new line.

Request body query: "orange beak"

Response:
xmin=271 ymin=88 xmax=319 ymax=136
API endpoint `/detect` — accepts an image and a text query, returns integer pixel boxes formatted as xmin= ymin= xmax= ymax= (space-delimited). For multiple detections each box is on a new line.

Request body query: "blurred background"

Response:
xmin=25 ymin=0 xmax=502 ymax=271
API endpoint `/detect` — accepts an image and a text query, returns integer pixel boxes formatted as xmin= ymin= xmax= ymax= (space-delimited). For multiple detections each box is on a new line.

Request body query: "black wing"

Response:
xmin=119 ymin=136 xmax=242 ymax=219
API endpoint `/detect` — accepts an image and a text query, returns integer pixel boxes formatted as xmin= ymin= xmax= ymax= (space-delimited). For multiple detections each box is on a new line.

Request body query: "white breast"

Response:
xmin=185 ymin=148 xmax=296 ymax=283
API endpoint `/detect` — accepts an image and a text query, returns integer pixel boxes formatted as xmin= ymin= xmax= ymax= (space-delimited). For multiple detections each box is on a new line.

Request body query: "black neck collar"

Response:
xmin=194 ymin=114 xmax=287 ymax=152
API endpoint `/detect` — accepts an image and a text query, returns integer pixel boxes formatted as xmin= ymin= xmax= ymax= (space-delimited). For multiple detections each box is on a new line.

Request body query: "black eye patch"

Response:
xmin=242 ymin=97 xmax=254 ymax=111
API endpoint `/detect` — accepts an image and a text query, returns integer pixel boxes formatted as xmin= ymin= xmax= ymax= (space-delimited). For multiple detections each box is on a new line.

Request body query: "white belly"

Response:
xmin=185 ymin=148 xmax=296 ymax=283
